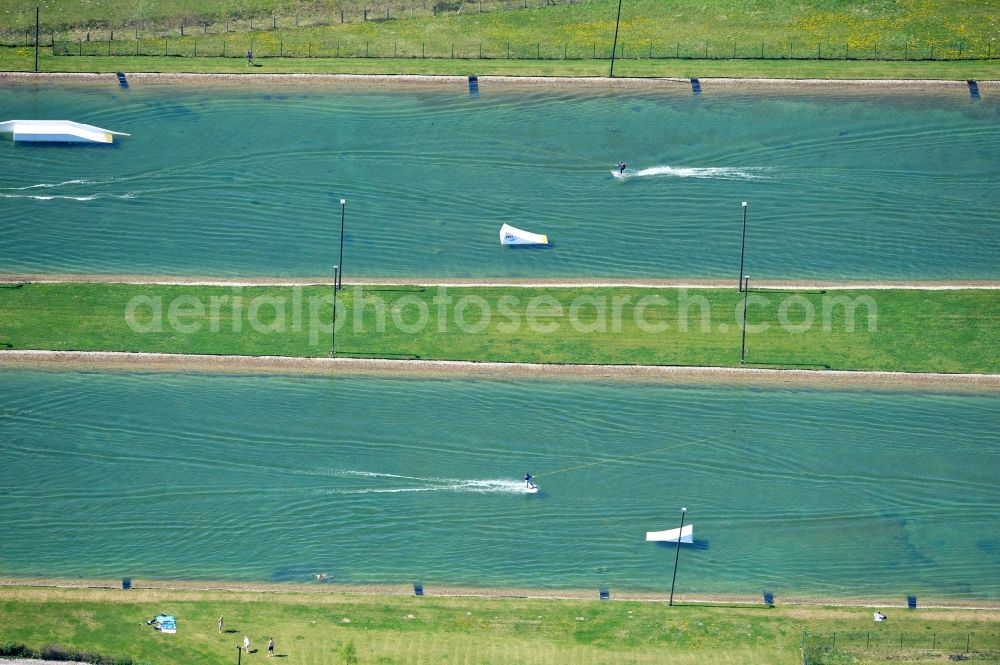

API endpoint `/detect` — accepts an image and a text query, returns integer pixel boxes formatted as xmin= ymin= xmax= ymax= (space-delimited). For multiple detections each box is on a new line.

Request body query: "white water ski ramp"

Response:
xmin=0 ymin=120 xmax=130 ymax=144
xmin=645 ymin=524 xmax=693 ymax=543
xmin=500 ymin=223 xmax=549 ymax=246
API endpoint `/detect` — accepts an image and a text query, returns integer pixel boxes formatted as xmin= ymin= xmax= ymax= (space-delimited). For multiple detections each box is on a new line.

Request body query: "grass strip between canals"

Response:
xmin=1 ymin=282 xmax=998 ymax=374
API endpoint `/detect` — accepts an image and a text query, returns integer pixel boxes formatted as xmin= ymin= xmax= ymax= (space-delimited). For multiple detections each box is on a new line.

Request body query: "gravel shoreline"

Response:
xmin=2 ymin=577 xmax=997 ymax=610
xmin=2 ymin=71 xmax=997 ymax=93
xmin=2 ymin=350 xmax=998 ymax=391
xmin=2 ymin=274 xmax=999 ymax=289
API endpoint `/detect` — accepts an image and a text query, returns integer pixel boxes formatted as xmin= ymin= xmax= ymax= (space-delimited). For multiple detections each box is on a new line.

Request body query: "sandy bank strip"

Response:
xmin=3 ymin=274 xmax=999 ymax=290
xmin=2 ymin=71 xmax=996 ymax=92
xmin=2 ymin=578 xmax=997 ymax=611
xmin=2 ymin=350 xmax=998 ymax=392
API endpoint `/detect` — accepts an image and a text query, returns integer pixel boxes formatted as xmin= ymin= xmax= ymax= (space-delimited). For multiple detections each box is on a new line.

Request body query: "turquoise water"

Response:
xmin=1 ymin=81 xmax=998 ymax=279
xmin=1 ymin=370 xmax=998 ymax=599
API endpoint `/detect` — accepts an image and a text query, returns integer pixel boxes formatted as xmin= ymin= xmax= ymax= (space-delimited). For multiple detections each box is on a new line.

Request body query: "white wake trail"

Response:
xmin=614 ymin=165 xmax=770 ymax=181
xmin=323 ymin=471 xmax=535 ymax=495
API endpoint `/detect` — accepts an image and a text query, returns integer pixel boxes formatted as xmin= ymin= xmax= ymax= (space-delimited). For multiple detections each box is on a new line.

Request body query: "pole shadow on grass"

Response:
xmin=744 ymin=360 xmax=832 ymax=369
xmin=751 ymin=289 xmax=828 ymax=295
xmin=332 ymin=351 xmax=421 ymax=359
xmin=362 ymin=287 xmax=427 ymax=293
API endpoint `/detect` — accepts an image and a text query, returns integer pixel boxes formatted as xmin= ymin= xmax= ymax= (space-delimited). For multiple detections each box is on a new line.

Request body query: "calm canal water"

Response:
xmin=1 ymin=370 xmax=997 ymax=599
xmin=1 ymin=80 xmax=997 ymax=279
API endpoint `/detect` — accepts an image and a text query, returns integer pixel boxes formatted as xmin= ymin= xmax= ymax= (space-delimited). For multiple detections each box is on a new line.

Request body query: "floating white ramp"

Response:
xmin=500 ymin=223 xmax=548 ymax=246
xmin=0 ymin=120 xmax=129 ymax=144
xmin=645 ymin=524 xmax=693 ymax=543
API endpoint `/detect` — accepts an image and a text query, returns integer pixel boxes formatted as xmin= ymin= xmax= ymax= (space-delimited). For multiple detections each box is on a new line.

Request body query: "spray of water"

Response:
xmin=613 ymin=165 xmax=769 ymax=181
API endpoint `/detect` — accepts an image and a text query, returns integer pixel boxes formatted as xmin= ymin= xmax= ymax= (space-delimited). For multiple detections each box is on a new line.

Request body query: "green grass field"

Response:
xmin=1 ymin=586 xmax=998 ymax=665
xmin=1 ymin=283 xmax=997 ymax=373
xmin=4 ymin=46 xmax=1000 ymax=79
xmin=2 ymin=0 xmax=998 ymax=79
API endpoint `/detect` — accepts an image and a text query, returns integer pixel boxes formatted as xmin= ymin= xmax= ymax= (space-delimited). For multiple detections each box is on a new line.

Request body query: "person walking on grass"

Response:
xmin=247 ymin=49 xmax=253 ymax=66
xmin=218 ymin=615 xmax=224 ymax=633
xmin=244 ymin=635 xmax=251 ymax=653
xmin=268 ymin=637 xmax=274 ymax=657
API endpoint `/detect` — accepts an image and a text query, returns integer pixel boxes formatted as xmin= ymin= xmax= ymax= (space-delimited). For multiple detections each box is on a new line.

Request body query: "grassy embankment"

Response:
xmin=1 ymin=586 xmax=999 ymax=665
xmin=2 ymin=0 xmax=999 ymax=78
xmin=1 ymin=283 xmax=998 ymax=373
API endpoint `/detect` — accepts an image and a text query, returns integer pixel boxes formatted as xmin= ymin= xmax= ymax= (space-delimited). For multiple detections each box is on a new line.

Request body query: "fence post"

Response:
xmin=832 ymin=632 xmax=836 ymax=650
xmin=676 ymin=42 xmax=679 ymax=58
xmin=845 ymin=43 xmax=849 ymax=59
xmin=341 ymin=11 xmax=345 ymax=23
xmin=904 ymin=41 xmax=908 ymax=59
xmin=223 ymin=40 xmax=226 ymax=57
xmin=900 ymin=633 xmax=904 ymax=649
xmin=181 ymin=24 xmax=185 ymax=36
xmin=959 ymin=40 xmax=964 ymax=58
xmin=164 ymin=37 xmax=167 ymax=55
xmin=537 ymin=43 xmax=540 ymax=58
xmin=866 ymin=632 xmax=870 ymax=649
xmin=194 ymin=40 xmax=197 ymax=57
xmin=507 ymin=42 xmax=510 ymax=58
xmin=451 ymin=43 xmax=454 ymax=58
xmin=366 ymin=41 xmax=369 ymax=57
xmin=273 ymin=16 xmax=276 ymax=29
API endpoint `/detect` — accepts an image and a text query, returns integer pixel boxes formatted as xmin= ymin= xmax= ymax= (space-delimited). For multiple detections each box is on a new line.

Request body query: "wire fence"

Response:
xmin=39 ymin=37 xmax=1000 ymax=61
xmin=3 ymin=0 xmax=584 ymax=42
xmin=802 ymin=630 xmax=1000 ymax=665
xmin=2 ymin=1 xmax=996 ymax=62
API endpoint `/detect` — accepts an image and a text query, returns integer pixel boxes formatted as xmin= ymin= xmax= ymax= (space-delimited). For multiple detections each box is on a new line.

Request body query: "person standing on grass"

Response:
xmin=244 ymin=635 xmax=251 ymax=653
xmin=268 ymin=637 xmax=274 ymax=657
xmin=247 ymin=49 xmax=253 ymax=65
xmin=218 ymin=615 xmax=224 ymax=633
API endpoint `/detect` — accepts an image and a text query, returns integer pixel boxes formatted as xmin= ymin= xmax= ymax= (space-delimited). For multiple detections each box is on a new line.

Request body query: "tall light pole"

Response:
xmin=740 ymin=276 xmax=749 ymax=364
xmin=332 ymin=265 xmax=340 ymax=356
xmin=34 ymin=6 xmax=40 ymax=72
xmin=668 ymin=506 xmax=687 ymax=607
xmin=738 ymin=201 xmax=748 ymax=292
xmin=608 ymin=0 xmax=624 ymax=78
xmin=337 ymin=198 xmax=346 ymax=290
